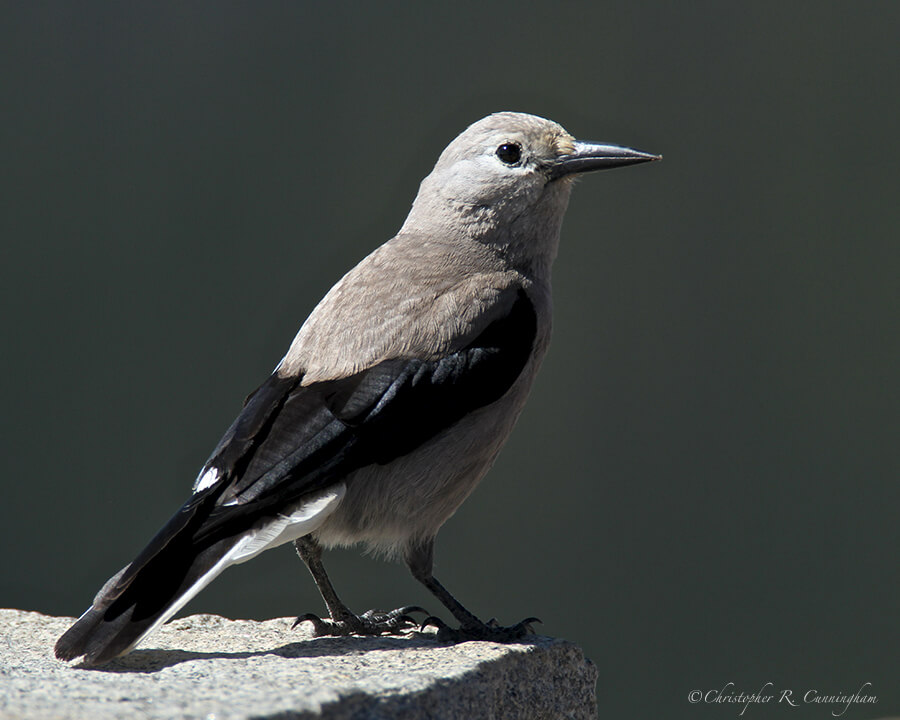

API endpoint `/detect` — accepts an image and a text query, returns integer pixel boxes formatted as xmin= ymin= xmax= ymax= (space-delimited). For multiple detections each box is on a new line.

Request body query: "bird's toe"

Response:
xmin=294 ymin=606 xmax=426 ymax=637
xmin=424 ymin=615 xmax=542 ymax=643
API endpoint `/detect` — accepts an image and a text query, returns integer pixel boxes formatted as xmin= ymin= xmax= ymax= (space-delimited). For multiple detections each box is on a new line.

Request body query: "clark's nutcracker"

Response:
xmin=56 ymin=112 xmax=658 ymax=666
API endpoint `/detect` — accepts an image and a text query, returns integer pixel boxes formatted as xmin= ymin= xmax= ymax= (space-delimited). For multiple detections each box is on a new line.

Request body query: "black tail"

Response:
xmin=55 ymin=492 xmax=241 ymax=666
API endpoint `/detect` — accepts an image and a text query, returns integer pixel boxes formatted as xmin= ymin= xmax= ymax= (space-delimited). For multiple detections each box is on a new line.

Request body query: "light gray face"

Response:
xmin=425 ymin=112 xmax=578 ymax=213
xmin=418 ymin=112 xmax=659 ymax=219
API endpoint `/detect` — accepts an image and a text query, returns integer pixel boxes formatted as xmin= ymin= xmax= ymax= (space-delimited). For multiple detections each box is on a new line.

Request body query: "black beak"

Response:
xmin=548 ymin=140 xmax=660 ymax=180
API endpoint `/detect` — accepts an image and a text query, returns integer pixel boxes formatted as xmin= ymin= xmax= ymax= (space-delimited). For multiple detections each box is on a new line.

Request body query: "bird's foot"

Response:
xmin=293 ymin=606 xmax=427 ymax=637
xmin=420 ymin=615 xmax=541 ymax=642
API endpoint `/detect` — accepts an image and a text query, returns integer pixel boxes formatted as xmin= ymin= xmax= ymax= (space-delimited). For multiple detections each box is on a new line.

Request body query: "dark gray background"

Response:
xmin=3 ymin=3 xmax=898 ymax=718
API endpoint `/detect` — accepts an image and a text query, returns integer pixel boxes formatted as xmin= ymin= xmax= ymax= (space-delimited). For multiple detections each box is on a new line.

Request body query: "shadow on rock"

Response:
xmin=76 ymin=633 xmax=444 ymax=674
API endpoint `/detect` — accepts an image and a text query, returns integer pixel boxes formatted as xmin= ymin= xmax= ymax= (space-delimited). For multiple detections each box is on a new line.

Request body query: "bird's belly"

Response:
xmin=313 ymin=353 xmax=543 ymax=558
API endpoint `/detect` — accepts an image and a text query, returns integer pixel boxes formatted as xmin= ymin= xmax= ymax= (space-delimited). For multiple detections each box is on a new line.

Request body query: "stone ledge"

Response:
xmin=0 ymin=609 xmax=597 ymax=719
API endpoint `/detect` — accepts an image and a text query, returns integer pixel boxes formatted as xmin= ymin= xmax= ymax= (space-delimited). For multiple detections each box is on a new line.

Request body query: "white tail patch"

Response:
xmin=114 ymin=483 xmax=346 ymax=659
xmin=230 ymin=484 xmax=347 ymax=563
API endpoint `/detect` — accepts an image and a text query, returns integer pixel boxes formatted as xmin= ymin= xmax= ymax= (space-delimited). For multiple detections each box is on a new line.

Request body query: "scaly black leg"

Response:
xmin=293 ymin=535 xmax=424 ymax=636
xmin=405 ymin=538 xmax=540 ymax=642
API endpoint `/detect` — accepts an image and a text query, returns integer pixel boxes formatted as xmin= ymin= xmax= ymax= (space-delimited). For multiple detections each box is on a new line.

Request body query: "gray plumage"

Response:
xmin=56 ymin=112 xmax=658 ymax=666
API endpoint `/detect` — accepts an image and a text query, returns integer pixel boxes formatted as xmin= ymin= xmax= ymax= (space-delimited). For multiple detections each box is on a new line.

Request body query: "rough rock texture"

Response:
xmin=0 ymin=609 xmax=597 ymax=719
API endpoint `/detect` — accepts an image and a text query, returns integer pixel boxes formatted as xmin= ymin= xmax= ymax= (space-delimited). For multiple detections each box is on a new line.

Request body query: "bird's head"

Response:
xmin=402 ymin=112 xmax=658 ymax=269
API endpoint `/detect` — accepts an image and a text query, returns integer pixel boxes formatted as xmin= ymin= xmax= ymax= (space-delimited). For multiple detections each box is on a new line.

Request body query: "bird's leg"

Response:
xmin=293 ymin=535 xmax=354 ymax=622
xmin=405 ymin=538 xmax=539 ymax=642
xmin=292 ymin=535 xmax=424 ymax=637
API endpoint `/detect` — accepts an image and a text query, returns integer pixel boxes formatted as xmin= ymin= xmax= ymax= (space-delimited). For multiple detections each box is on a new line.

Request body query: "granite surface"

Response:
xmin=0 ymin=609 xmax=597 ymax=719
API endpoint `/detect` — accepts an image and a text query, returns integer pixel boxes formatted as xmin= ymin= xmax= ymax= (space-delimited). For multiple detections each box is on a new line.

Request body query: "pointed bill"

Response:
xmin=548 ymin=140 xmax=660 ymax=180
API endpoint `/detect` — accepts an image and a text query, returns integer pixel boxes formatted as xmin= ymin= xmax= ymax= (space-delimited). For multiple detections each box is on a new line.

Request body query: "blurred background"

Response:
xmin=2 ymin=2 xmax=898 ymax=718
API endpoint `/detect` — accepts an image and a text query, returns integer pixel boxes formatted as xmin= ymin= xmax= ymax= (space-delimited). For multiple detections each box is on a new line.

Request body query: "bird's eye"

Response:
xmin=496 ymin=143 xmax=522 ymax=165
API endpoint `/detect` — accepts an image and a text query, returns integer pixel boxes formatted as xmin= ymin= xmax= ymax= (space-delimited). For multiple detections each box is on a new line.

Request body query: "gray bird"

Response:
xmin=55 ymin=112 xmax=658 ymax=666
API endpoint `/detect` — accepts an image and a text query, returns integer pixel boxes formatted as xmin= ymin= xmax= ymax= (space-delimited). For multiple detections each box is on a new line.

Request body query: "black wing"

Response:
xmin=199 ymin=287 xmax=538 ymax=528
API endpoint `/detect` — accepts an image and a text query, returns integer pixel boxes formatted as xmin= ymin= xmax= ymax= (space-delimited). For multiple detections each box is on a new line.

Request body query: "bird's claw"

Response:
xmin=420 ymin=615 xmax=542 ymax=642
xmin=419 ymin=615 xmax=447 ymax=632
xmin=293 ymin=606 xmax=428 ymax=637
